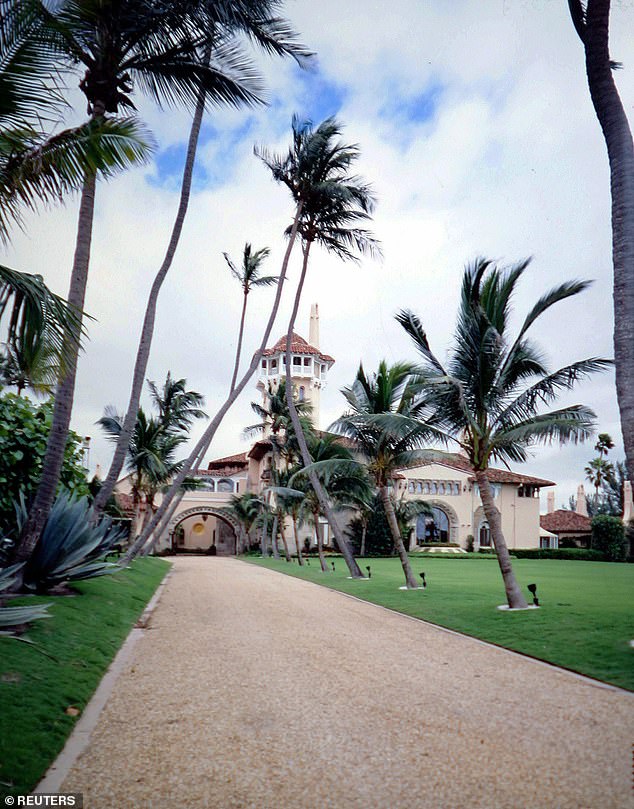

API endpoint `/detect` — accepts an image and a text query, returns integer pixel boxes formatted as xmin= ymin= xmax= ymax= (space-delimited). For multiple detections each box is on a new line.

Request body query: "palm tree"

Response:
xmin=0 ymin=0 xmax=151 ymax=243
xmin=568 ymin=0 xmax=634 ymax=485
xmin=89 ymin=3 xmax=310 ymax=521
xmin=17 ymin=0 xmax=293 ymax=558
xmin=397 ymin=258 xmax=611 ymax=608
xmin=147 ymin=372 xmax=207 ymax=434
xmin=332 ymin=361 xmax=435 ymax=589
xmin=224 ymin=243 xmax=278 ymax=391
xmin=595 ymin=432 xmax=615 ymax=460
xmin=585 ymin=457 xmax=615 ymax=505
xmin=0 ymin=318 xmax=59 ymax=396
xmin=222 ymin=492 xmax=263 ymax=553
xmin=257 ymin=116 xmax=380 ymax=579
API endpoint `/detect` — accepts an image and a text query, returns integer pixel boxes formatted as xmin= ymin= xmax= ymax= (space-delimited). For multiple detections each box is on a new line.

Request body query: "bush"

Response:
xmin=591 ymin=515 xmax=627 ymax=562
xmin=0 ymin=393 xmax=88 ymax=536
xmin=465 ymin=534 xmax=474 ymax=552
xmin=16 ymin=494 xmax=124 ymax=593
xmin=509 ymin=548 xmax=606 ymax=561
xmin=0 ymin=563 xmax=51 ymax=633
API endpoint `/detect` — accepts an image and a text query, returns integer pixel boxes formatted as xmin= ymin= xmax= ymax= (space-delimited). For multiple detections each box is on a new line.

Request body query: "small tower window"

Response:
xmin=303 ymin=357 xmax=311 ymax=366
xmin=299 ymin=386 xmax=305 ymax=401
xmin=293 ymin=356 xmax=301 ymax=366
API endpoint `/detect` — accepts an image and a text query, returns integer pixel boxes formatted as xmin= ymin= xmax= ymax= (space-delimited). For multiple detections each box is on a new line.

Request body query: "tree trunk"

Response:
xmin=278 ymin=511 xmax=291 ymax=561
xmin=14 ymin=169 xmax=97 ymax=563
xmin=121 ymin=202 xmax=304 ymax=563
xmin=379 ymin=484 xmax=419 ymax=589
xmin=360 ymin=520 xmax=367 ymax=557
xmin=270 ymin=512 xmax=280 ymax=559
xmin=292 ymin=515 xmax=303 ymax=565
xmin=92 ymin=50 xmax=211 ymax=519
xmin=570 ymin=0 xmax=634 ymax=483
xmin=475 ymin=469 xmax=528 ymax=608
xmin=230 ymin=292 xmax=248 ymax=393
xmin=314 ymin=509 xmax=328 ymax=572
xmin=283 ymin=241 xmax=364 ymax=578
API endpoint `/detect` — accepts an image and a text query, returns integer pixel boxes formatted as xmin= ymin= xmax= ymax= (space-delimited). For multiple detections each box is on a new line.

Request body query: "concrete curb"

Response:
xmin=244 ymin=559 xmax=634 ymax=697
xmin=34 ymin=565 xmax=173 ymax=794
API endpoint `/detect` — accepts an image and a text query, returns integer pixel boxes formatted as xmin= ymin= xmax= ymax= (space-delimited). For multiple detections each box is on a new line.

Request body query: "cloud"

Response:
xmin=3 ymin=0 xmax=631 ymax=508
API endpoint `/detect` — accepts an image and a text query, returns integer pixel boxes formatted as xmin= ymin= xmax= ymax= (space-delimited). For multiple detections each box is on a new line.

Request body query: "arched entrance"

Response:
xmin=415 ymin=501 xmax=459 ymax=544
xmin=168 ymin=507 xmax=239 ymax=556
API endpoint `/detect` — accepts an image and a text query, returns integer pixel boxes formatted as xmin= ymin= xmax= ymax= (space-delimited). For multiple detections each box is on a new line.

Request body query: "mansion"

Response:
xmin=116 ymin=304 xmax=557 ymax=555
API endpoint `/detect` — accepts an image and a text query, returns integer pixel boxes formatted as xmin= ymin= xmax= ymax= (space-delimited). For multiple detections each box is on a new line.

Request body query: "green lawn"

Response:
xmin=247 ymin=556 xmax=634 ymax=691
xmin=0 ymin=557 xmax=170 ymax=797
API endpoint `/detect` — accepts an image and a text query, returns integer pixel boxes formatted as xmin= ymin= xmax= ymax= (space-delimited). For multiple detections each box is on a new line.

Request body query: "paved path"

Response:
xmin=61 ymin=557 xmax=633 ymax=808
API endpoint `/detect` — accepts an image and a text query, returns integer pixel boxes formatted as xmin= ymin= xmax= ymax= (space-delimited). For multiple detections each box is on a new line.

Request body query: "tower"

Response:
xmin=257 ymin=303 xmax=334 ymax=429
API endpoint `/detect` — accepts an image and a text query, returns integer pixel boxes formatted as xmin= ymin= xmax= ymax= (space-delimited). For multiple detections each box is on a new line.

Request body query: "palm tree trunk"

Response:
xmin=283 ymin=241 xmax=364 ymax=579
xmin=121 ymin=202 xmax=304 ymax=564
xmin=270 ymin=512 xmax=280 ymax=559
xmin=570 ymin=0 xmax=634 ymax=483
xmin=14 ymin=168 xmax=97 ymax=563
xmin=278 ymin=511 xmax=291 ymax=561
xmin=360 ymin=520 xmax=367 ymax=557
xmin=475 ymin=469 xmax=528 ymax=608
xmin=314 ymin=509 xmax=328 ymax=572
xmin=230 ymin=292 xmax=248 ymax=393
xmin=379 ymin=485 xmax=419 ymax=589
xmin=92 ymin=49 xmax=211 ymax=520
xmin=292 ymin=515 xmax=303 ymax=565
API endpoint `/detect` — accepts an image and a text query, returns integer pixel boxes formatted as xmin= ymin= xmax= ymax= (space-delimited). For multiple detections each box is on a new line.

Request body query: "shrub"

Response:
xmin=509 ymin=548 xmax=606 ymax=561
xmin=0 ymin=393 xmax=88 ymax=536
xmin=16 ymin=494 xmax=124 ymax=593
xmin=591 ymin=515 xmax=627 ymax=562
xmin=465 ymin=534 xmax=474 ymax=552
xmin=0 ymin=564 xmax=51 ymax=633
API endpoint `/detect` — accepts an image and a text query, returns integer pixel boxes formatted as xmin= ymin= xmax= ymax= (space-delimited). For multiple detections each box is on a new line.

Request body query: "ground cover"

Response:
xmin=0 ymin=557 xmax=170 ymax=797
xmin=247 ymin=556 xmax=634 ymax=690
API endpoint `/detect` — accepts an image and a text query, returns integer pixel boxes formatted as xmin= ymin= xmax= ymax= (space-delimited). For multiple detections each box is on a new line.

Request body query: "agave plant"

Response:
xmin=17 ymin=494 xmax=123 ymax=593
xmin=0 ymin=563 xmax=51 ymax=633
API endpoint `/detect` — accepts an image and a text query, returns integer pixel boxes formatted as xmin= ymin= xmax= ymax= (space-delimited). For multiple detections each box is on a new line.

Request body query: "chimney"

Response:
xmin=309 ymin=303 xmax=319 ymax=349
xmin=576 ymin=484 xmax=588 ymax=517
xmin=547 ymin=491 xmax=555 ymax=514
xmin=623 ymin=480 xmax=633 ymax=524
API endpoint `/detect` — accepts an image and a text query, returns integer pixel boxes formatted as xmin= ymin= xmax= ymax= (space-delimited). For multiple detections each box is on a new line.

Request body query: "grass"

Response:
xmin=0 ymin=557 xmax=170 ymax=797
xmin=247 ymin=556 xmax=634 ymax=691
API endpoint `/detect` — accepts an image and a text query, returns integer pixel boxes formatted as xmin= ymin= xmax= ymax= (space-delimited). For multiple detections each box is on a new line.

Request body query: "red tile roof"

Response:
xmin=206 ymin=452 xmax=248 ymax=472
xmin=540 ymin=510 xmax=592 ymax=534
xmin=400 ymin=454 xmax=555 ymax=487
xmin=262 ymin=332 xmax=334 ymax=364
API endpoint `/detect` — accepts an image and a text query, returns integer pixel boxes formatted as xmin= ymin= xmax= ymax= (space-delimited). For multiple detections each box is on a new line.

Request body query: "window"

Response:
xmin=217 ymin=479 xmax=233 ymax=493
xmin=271 ymin=359 xmax=278 ymax=371
xmin=299 ymin=386 xmax=305 ymax=401
xmin=423 ymin=482 xmax=430 ymax=495
xmin=431 ymin=482 xmax=438 ymax=494
xmin=417 ymin=507 xmax=450 ymax=543
xmin=438 ymin=482 xmax=445 ymax=495
xmin=303 ymin=357 xmax=311 ymax=366
xmin=261 ymin=360 xmax=266 ymax=370
xmin=416 ymin=482 xmax=423 ymax=494
xmin=408 ymin=481 xmax=415 ymax=493
xmin=479 ymin=521 xmax=491 ymax=547
xmin=293 ymin=356 xmax=301 ymax=366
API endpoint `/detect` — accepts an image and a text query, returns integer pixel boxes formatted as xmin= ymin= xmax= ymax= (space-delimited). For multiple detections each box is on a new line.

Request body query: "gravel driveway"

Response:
xmin=60 ymin=556 xmax=634 ymax=808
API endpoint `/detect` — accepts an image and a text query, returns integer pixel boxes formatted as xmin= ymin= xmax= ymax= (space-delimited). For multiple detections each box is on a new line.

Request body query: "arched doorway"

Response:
xmin=168 ymin=507 xmax=239 ymax=556
xmin=479 ymin=520 xmax=491 ymax=548
xmin=416 ymin=506 xmax=451 ymax=544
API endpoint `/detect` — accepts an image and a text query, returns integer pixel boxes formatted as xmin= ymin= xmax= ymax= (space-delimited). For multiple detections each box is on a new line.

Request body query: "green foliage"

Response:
xmin=591 ymin=515 xmax=627 ymax=562
xmin=509 ymin=548 xmax=606 ymax=561
xmin=0 ymin=557 xmax=169 ymax=796
xmin=345 ymin=499 xmax=394 ymax=556
xmin=0 ymin=393 xmax=88 ymax=536
xmin=17 ymin=494 xmax=123 ymax=593
xmin=0 ymin=563 xmax=50 ymax=633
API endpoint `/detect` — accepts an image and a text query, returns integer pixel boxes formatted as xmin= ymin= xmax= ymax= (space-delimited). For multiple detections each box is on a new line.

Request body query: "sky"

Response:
xmin=5 ymin=0 xmax=633 ymax=510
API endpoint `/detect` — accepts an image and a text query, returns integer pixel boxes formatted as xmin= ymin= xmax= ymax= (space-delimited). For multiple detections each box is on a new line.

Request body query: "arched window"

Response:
xmin=431 ymin=481 xmax=438 ymax=494
xmin=417 ymin=506 xmax=450 ymax=544
xmin=479 ymin=520 xmax=491 ymax=547
xmin=438 ymin=482 xmax=445 ymax=495
xmin=298 ymin=386 xmax=305 ymax=401
xmin=217 ymin=478 xmax=234 ymax=493
xmin=422 ymin=481 xmax=430 ymax=495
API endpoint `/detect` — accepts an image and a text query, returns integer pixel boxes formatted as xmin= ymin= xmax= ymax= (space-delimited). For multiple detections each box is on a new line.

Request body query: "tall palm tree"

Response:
xmin=17 ymin=0 xmax=288 ymax=559
xmin=257 ymin=116 xmax=380 ymax=579
xmin=397 ymin=258 xmax=611 ymax=608
xmin=585 ymin=456 xmax=615 ymax=505
xmin=224 ymin=242 xmax=278 ymax=391
xmin=147 ymin=371 xmax=207 ymax=433
xmin=222 ymin=492 xmax=263 ymax=553
xmin=90 ymin=2 xmax=310 ymax=521
xmin=332 ymin=361 xmax=436 ymax=589
xmin=0 ymin=318 xmax=59 ymax=396
xmin=568 ymin=0 xmax=634 ymax=485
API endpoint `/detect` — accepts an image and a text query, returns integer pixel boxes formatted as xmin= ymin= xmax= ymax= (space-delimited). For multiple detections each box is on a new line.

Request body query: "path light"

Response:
xmin=366 ymin=565 xmax=371 ymax=579
xmin=306 ymin=559 xmax=310 ymax=566
xmin=331 ymin=561 xmax=336 ymax=573
xmin=527 ymin=583 xmax=539 ymax=606
xmin=419 ymin=572 xmax=427 ymax=588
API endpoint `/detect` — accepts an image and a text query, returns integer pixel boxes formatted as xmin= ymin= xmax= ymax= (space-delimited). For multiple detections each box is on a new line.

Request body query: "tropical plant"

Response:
xmin=332 ymin=361 xmax=435 ymax=588
xmin=0 ymin=563 xmax=51 ymax=635
xmin=0 ymin=392 xmax=88 ymax=539
xmin=585 ymin=457 xmax=615 ymax=504
xmin=16 ymin=493 xmax=122 ymax=593
xmin=89 ymin=1 xmax=310 ymax=521
xmin=221 ymin=492 xmax=263 ymax=553
xmin=147 ymin=372 xmax=207 ymax=434
xmin=0 ymin=319 xmax=60 ymax=396
xmin=224 ymin=243 xmax=278 ymax=391
xmin=568 ymin=0 xmax=634 ymax=487
xmin=397 ymin=258 xmax=611 ymax=607
xmin=257 ymin=115 xmax=380 ymax=579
